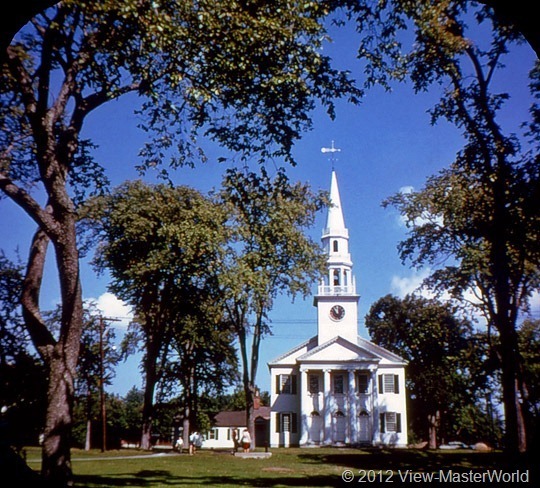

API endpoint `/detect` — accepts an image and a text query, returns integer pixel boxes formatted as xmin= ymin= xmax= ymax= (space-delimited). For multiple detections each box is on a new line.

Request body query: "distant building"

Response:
xmin=204 ymin=404 xmax=270 ymax=449
xmin=268 ymin=168 xmax=408 ymax=448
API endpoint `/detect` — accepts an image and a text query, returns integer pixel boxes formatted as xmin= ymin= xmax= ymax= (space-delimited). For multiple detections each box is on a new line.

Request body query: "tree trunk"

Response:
xmin=427 ymin=411 xmax=439 ymax=449
xmin=40 ymin=348 xmax=76 ymax=485
xmin=244 ymin=384 xmax=256 ymax=450
xmin=140 ymin=336 xmax=159 ymax=450
xmin=140 ymin=373 xmax=156 ymax=450
xmin=498 ymin=328 xmax=527 ymax=453
xmin=19 ymin=221 xmax=83 ymax=487
xmin=40 ymin=228 xmax=83 ymax=486
xmin=84 ymin=419 xmax=91 ymax=451
xmin=182 ymin=411 xmax=190 ymax=452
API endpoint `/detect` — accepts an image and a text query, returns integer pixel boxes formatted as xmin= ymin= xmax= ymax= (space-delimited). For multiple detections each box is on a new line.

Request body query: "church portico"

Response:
xmin=295 ymin=363 xmax=379 ymax=446
xmin=269 ymin=162 xmax=408 ymax=449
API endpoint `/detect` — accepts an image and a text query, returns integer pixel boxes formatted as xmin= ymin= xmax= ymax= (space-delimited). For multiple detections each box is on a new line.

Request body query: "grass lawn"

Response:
xmin=23 ymin=446 xmax=537 ymax=487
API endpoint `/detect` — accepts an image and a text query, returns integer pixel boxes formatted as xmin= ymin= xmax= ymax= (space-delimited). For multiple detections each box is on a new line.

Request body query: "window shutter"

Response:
xmin=275 ymin=413 xmax=281 ymax=433
xmin=276 ymin=375 xmax=281 ymax=394
xmin=380 ymin=413 xmax=385 ymax=433
xmin=292 ymin=374 xmax=297 ymax=394
xmin=394 ymin=375 xmax=400 ymax=394
xmin=215 ymin=429 xmax=219 ymax=440
xmin=378 ymin=375 xmax=383 ymax=393
xmin=396 ymin=413 xmax=402 ymax=433
xmin=292 ymin=413 xmax=298 ymax=433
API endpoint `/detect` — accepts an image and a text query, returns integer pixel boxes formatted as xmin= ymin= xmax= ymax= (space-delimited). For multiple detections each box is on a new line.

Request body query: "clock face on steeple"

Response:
xmin=329 ymin=305 xmax=345 ymax=321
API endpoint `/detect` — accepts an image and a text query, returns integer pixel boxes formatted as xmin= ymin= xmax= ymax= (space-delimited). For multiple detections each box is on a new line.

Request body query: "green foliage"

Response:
xmin=85 ymin=180 xmax=237 ymax=446
xmin=518 ymin=318 xmax=540 ymax=443
xmin=1 ymin=0 xmax=360 ymax=187
xmin=218 ymin=167 xmax=327 ymax=407
xmin=0 ymin=252 xmax=27 ymax=361
xmin=365 ymin=294 xmax=496 ymax=444
xmin=0 ymin=252 xmax=47 ymax=446
xmin=220 ymin=167 xmax=328 ymax=319
xmin=367 ymin=0 xmax=538 ymax=453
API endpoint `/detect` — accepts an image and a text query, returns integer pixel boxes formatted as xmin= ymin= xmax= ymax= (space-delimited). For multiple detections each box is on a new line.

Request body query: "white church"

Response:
xmin=268 ymin=166 xmax=408 ymax=448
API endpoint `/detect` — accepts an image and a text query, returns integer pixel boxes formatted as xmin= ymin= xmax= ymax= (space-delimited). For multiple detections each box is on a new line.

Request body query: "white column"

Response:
xmin=348 ymin=370 xmax=356 ymax=444
xmin=323 ymin=369 xmax=332 ymax=445
xmin=370 ymin=367 xmax=377 ymax=443
xmin=300 ymin=369 xmax=310 ymax=445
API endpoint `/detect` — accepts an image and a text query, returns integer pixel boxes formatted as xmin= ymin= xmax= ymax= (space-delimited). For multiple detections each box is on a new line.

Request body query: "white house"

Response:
xmin=268 ymin=168 xmax=408 ymax=448
xmin=203 ymin=405 xmax=270 ymax=450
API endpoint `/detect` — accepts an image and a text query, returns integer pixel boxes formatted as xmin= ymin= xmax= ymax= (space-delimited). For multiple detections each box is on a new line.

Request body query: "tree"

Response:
xmin=86 ymin=180 xmax=231 ymax=450
xmin=219 ymin=167 xmax=327 ymax=449
xmin=517 ymin=318 xmax=540 ymax=446
xmin=365 ymin=294 xmax=480 ymax=448
xmin=2 ymin=2 xmax=540 ymax=62
xmin=1 ymin=2 xmax=358 ymax=483
xmin=160 ymin=292 xmax=238 ymax=449
xmin=351 ymin=1 xmax=540 ymax=454
xmin=0 ymin=251 xmax=47 ymax=448
xmin=45 ymin=302 xmax=121 ymax=451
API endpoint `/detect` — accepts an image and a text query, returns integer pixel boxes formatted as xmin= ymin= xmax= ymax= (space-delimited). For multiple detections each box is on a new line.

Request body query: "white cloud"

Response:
xmin=399 ymin=185 xmax=415 ymax=195
xmin=84 ymin=292 xmax=133 ymax=328
xmin=390 ymin=269 xmax=432 ymax=298
xmin=395 ymin=185 xmax=444 ymax=229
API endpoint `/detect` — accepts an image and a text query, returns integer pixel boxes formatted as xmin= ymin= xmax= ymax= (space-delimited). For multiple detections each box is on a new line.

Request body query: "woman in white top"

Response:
xmin=241 ymin=429 xmax=251 ymax=452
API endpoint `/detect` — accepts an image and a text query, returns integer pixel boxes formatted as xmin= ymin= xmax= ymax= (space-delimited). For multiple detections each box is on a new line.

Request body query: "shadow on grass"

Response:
xmin=297 ymin=447 xmax=537 ymax=471
xmin=75 ymin=472 xmax=341 ymax=487
xmin=73 ymin=449 xmax=539 ymax=487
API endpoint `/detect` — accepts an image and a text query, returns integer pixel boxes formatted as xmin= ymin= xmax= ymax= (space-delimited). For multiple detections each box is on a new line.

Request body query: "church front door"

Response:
xmin=309 ymin=414 xmax=322 ymax=444
xmin=333 ymin=412 xmax=346 ymax=443
xmin=358 ymin=412 xmax=371 ymax=442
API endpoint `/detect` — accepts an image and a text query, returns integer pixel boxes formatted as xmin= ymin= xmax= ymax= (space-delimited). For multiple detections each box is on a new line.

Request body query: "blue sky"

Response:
xmin=1 ymin=18 xmax=538 ymax=397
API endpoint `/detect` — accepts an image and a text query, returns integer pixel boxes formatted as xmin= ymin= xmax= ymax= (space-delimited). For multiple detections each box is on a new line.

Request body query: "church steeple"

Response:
xmin=314 ymin=165 xmax=360 ymax=345
xmin=320 ymin=170 xmax=355 ymax=297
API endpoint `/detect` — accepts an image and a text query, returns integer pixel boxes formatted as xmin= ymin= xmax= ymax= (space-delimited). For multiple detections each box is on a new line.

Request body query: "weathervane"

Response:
xmin=321 ymin=140 xmax=341 ymax=169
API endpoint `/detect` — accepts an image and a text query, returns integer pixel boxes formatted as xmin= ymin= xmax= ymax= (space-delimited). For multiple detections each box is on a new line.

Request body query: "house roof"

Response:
xmin=213 ymin=406 xmax=271 ymax=428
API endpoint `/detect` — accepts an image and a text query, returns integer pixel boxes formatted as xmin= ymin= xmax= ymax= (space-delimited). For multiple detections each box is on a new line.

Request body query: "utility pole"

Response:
xmin=99 ymin=315 xmax=121 ymax=452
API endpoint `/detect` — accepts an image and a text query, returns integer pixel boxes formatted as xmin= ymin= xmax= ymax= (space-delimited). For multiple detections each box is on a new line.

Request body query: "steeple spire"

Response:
xmin=326 ymin=170 xmax=346 ymax=235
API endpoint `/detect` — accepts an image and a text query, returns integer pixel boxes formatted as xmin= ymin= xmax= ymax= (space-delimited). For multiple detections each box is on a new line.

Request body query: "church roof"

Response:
xmin=267 ymin=336 xmax=318 ymax=366
xmin=296 ymin=335 xmax=381 ymax=363
xmin=267 ymin=334 xmax=407 ymax=367
xmin=356 ymin=336 xmax=408 ymax=365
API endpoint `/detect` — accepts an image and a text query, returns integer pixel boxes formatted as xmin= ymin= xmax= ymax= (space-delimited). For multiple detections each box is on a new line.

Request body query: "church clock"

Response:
xmin=329 ymin=305 xmax=345 ymax=321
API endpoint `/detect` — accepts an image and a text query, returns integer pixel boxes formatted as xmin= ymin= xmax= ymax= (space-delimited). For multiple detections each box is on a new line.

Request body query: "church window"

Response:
xmin=333 ymin=240 xmax=339 ymax=252
xmin=333 ymin=374 xmax=344 ymax=394
xmin=276 ymin=374 xmax=297 ymax=394
xmin=357 ymin=373 xmax=369 ymax=394
xmin=309 ymin=375 xmax=320 ymax=394
xmin=276 ymin=412 xmax=298 ymax=433
xmin=378 ymin=374 xmax=399 ymax=394
xmin=282 ymin=414 xmax=290 ymax=432
xmin=333 ymin=269 xmax=340 ymax=286
xmin=379 ymin=412 xmax=402 ymax=433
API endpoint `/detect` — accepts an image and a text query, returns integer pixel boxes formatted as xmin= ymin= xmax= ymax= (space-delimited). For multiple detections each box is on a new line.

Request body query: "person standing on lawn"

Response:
xmin=241 ymin=429 xmax=251 ymax=453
